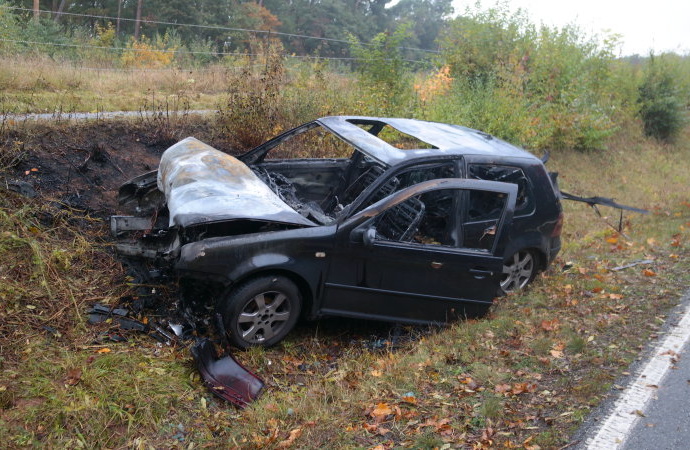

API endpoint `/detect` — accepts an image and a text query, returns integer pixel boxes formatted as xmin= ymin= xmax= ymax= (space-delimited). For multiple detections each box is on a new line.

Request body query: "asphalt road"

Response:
xmin=576 ymin=289 xmax=690 ymax=449
xmin=622 ymin=335 xmax=690 ymax=449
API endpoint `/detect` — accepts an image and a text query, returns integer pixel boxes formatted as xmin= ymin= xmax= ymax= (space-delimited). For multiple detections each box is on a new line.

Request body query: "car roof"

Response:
xmin=317 ymin=116 xmax=540 ymax=165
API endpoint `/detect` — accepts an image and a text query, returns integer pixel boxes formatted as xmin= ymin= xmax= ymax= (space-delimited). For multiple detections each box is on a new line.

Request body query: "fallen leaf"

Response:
xmin=376 ymin=426 xmax=391 ymax=436
xmin=362 ymin=423 xmax=378 ymax=433
xmin=276 ymin=428 xmax=302 ymax=448
xmin=401 ymin=393 xmax=417 ymax=404
xmin=495 ymin=384 xmax=511 ymax=394
xmin=642 ymin=269 xmax=657 ymax=277
xmin=370 ymin=402 xmax=393 ymax=422
xmin=96 ymin=348 xmax=111 ymax=354
xmin=540 ymin=319 xmax=560 ymax=331
xmin=64 ymin=368 xmax=82 ymax=386
xmin=671 ymin=233 xmax=682 ymax=246
xmin=606 ymin=236 xmax=618 ymax=244
xmin=370 ymin=369 xmax=382 ymax=377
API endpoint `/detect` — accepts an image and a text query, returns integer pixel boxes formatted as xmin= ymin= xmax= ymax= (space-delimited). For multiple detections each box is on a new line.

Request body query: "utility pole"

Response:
xmin=134 ymin=0 xmax=144 ymax=40
xmin=33 ymin=0 xmax=40 ymax=22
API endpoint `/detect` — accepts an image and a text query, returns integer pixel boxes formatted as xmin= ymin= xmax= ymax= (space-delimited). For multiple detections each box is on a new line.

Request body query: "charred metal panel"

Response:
xmin=318 ymin=116 xmax=539 ymax=165
xmin=110 ymin=215 xmax=153 ymax=236
xmin=157 ymin=138 xmax=316 ymax=228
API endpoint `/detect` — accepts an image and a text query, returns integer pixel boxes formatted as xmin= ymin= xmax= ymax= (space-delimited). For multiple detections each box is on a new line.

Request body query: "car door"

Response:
xmin=319 ymin=179 xmax=517 ymax=324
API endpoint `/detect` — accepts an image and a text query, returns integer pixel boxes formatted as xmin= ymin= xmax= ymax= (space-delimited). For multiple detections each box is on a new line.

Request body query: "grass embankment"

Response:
xmin=0 ymin=55 xmax=232 ymax=113
xmin=0 ymin=55 xmax=344 ymax=114
xmin=0 ymin=117 xmax=688 ymax=448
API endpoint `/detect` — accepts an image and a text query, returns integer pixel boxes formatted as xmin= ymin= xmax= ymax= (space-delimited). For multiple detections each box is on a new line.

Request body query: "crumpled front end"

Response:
xmin=158 ymin=137 xmax=315 ymax=228
xmin=111 ymin=137 xmax=316 ymax=260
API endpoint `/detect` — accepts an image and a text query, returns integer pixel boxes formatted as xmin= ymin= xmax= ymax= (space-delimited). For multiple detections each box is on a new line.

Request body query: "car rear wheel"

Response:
xmin=500 ymin=250 xmax=537 ymax=294
xmin=221 ymin=276 xmax=301 ymax=349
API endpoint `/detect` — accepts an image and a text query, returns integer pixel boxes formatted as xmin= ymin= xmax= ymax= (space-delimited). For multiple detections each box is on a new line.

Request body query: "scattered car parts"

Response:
xmin=191 ymin=338 xmax=265 ymax=408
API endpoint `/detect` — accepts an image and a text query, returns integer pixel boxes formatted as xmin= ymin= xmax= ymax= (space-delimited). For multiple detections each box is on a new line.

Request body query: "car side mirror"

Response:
xmin=363 ymin=227 xmax=377 ymax=247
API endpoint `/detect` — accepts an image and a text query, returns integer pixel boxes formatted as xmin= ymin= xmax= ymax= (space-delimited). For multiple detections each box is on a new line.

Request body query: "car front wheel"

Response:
xmin=500 ymin=250 xmax=537 ymax=294
xmin=221 ymin=276 xmax=301 ymax=349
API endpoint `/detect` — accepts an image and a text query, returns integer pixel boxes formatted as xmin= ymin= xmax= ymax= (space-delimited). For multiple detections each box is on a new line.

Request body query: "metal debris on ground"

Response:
xmin=611 ymin=259 xmax=655 ymax=271
xmin=86 ymin=303 xmax=194 ymax=345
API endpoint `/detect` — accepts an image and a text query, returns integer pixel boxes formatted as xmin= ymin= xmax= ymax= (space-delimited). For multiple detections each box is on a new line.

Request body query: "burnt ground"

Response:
xmin=2 ymin=118 xmax=228 ymax=217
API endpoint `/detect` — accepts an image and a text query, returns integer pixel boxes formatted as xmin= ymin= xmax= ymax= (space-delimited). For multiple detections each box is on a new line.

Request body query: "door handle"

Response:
xmin=469 ymin=268 xmax=494 ymax=279
xmin=431 ymin=261 xmax=443 ymax=269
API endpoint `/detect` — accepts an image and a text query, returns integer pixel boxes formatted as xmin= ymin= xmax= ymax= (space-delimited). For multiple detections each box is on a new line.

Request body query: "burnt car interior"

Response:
xmin=243 ymin=120 xmax=453 ymax=226
xmin=468 ymin=164 xmax=533 ymax=214
xmin=371 ymin=187 xmax=506 ymax=251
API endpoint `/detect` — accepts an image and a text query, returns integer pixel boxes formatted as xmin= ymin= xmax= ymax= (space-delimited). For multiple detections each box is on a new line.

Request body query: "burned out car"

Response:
xmin=113 ymin=116 xmax=563 ymax=348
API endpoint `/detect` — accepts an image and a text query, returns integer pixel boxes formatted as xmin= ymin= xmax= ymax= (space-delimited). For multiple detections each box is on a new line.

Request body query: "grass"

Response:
xmin=0 ymin=55 xmax=362 ymax=120
xmin=0 ymin=108 xmax=689 ymax=447
xmin=0 ymin=55 xmax=228 ymax=113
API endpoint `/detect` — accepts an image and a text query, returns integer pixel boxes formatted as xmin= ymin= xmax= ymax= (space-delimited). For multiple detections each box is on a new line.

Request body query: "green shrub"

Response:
xmin=348 ymin=24 xmax=418 ymax=115
xmin=437 ymin=3 xmax=624 ymax=150
xmin=638 ymin=54 xmax=686 ymax=141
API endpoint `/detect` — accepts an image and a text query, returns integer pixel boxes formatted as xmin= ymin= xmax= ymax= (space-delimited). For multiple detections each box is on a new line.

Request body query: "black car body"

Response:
xmin=113 ymin=116 xmax=563 ymax=347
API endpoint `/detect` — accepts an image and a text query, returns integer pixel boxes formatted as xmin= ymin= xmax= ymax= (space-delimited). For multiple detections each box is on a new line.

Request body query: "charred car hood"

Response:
xmin=157 ymin=137 xmax=316 ymax=228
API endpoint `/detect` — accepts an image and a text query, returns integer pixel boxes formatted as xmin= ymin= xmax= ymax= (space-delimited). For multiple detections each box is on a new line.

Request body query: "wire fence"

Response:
xmin=0 ymin=36 xmax=431 ymax=67
xmin=1 ymin=4 xmax=441 ymax=55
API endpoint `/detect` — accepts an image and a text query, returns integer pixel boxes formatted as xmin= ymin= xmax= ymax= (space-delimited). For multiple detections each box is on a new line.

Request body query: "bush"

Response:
xmin=348 ymin=24 xmax=417 ymax=115
xmin=638 ymin=54 xmax=686 ymax=141
xmin=437 ymin=3 xmax=624 ymax=150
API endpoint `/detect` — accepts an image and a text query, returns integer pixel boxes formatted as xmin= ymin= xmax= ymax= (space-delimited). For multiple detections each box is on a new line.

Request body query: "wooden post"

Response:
xmin=33 ymin=0 xmax=40 ymax=21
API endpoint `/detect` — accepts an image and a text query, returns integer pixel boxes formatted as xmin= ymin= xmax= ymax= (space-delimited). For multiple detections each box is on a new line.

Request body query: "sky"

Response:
xmin=450 ymin=0 xmax=690 ymax=56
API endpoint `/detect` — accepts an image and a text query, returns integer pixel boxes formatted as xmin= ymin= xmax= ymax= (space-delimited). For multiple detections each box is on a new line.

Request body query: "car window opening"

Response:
xmin=349 ymin=120 xmax=437 ymax=150
xmin=469 ymin=164 xmax=532 ymax=213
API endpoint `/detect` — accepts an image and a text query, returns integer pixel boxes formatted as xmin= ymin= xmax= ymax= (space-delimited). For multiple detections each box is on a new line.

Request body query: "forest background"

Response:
xmin=0 ymin=0 xmax=688 ymax=149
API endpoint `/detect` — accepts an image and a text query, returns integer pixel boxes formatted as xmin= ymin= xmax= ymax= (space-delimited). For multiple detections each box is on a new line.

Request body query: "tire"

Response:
xmin=500 ymin=250 xmax=538 ymax=294
xmin=221 ymin=276 xmax=302 ymax=349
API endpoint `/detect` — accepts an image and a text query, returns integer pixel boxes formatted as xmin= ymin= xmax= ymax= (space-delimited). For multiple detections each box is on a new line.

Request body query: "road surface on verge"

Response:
xmin=576 ymin=289 xmax=690 ymax=449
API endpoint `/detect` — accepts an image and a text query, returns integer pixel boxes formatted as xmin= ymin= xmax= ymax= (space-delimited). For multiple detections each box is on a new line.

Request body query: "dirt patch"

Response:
xmin=1 ymin=118 xmax=231 ymax=216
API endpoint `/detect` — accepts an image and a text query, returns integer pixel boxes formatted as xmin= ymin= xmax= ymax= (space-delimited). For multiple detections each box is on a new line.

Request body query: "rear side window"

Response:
xmin=468 ymin=164 xmax=533 ymax=218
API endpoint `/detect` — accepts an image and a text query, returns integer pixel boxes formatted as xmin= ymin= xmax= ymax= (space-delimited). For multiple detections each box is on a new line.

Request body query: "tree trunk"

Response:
xmin=54 ymin=0 xmax=67 ymax=23
xmin=116 ymin=0 xmax=123 ymax=35
xmin=134 ymin=0 xmax=144 ymax=40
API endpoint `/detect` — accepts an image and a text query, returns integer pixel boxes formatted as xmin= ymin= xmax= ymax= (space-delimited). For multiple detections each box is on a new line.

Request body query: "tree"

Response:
xmin=638 ymin=54 xmax=686 ymax=141
xmin=387 ymin=0 xmax=453 ymax=51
